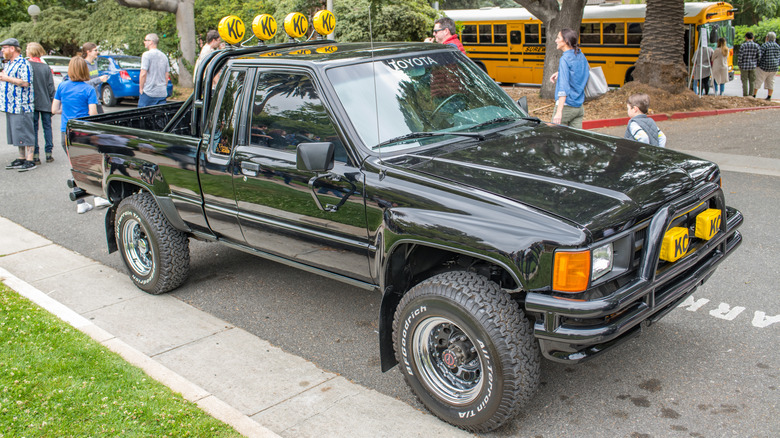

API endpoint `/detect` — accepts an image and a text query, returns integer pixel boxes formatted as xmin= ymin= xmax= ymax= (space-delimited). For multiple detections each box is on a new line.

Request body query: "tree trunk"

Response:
xmin=115 ymin=0 xmax=195 ymax=87
xmin=175 ymin=0 xmax=195 ymax=87
xmin=632 ymin=0 xmax=687 ymax=92
xmin=518 ymin=0 xmax=588 ymax=99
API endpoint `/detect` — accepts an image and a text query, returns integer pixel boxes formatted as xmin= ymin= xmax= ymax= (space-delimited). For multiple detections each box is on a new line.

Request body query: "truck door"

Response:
xmin=198 ymin=68 xmax=247 ymax=243
xmin=231 ymin=69 xmax=372 ymax=283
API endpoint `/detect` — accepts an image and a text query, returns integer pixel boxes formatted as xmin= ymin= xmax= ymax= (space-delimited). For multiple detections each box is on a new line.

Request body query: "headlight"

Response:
xmin=553 ymin=243 xmax=614 ymax=293
xmin=591 ymin=243 xmax=613 ymax=281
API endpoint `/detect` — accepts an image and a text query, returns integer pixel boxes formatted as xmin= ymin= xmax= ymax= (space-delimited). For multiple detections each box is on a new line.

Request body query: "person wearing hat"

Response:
xmin=0 ymin=37 xmax=37 ymax=171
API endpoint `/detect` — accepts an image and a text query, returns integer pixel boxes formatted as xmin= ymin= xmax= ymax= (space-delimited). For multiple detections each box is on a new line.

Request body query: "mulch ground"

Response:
xmin=502 ymin=81 xmax=778 ymax=121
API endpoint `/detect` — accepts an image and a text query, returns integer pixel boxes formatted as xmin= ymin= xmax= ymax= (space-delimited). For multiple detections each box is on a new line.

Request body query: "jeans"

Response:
xmin=712 ymin=80 xmax=725 ymax=95
xmin=33 ymin=111 xmax=53 ymax=156
xmin=138 ymin=93 xmax=167 ymax=108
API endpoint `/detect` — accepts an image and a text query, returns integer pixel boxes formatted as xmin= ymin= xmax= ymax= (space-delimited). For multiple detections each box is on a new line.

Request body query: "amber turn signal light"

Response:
xmin=553 ymin=250 xmax=590 ymax=293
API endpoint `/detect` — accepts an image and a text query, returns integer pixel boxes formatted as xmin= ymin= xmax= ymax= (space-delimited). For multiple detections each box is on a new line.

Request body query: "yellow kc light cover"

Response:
xmin=284 ymin=12 xmax=308 ymax=39
xmin=252 ymin=14 xmax=277 ymax=41
xmin=218 ymin=16 xmax=245 ymax=45
xmin=312 ymin=10 xmax=336 ymax=36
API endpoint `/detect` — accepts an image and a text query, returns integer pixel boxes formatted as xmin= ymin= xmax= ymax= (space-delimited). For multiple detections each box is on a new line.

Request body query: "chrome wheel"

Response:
xmin=121 ymin=217 xmax=153 ymax=276
xmin=412 ymin=316 xmax=483 ymax=405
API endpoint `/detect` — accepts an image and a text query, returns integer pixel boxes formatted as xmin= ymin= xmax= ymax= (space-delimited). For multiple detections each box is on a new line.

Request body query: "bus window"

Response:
xmin=580 ymin=23 xmax=600 ymax=45
xmin=494 ymin=25 xmax=507 ymax=44
xmin=510 ymin=30 xmax=522 ymax=45
xmin=525 ymin=24 xmax=539 ymax=44
xmin=627 ymin=23 xmax=643 ymax=46
xmin=479 ymin=25 xmax=492 ymax=44
xmin=541 ymin=25 xmax=547 ymax=44
xmin=603 ymin=22 xmax=625 ymax=45
xmin=462 ymin=25 xmax=477 ymax=44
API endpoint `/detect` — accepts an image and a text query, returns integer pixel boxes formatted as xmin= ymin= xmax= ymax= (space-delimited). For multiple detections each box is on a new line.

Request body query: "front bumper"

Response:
xmin=525 ymin=183 xmax=743 ymax=363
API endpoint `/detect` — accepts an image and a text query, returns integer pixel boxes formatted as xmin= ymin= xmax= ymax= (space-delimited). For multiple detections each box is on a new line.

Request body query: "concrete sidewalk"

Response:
xmin=0 ymin=216 xmax=471 ymax=438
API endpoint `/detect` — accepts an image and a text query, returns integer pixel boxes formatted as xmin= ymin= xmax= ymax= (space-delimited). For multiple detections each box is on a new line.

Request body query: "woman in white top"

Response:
xmin=711 ymin=38 xmax=730 ymax=95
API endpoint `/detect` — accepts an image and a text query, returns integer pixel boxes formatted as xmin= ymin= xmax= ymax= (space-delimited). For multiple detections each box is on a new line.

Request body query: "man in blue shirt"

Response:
xmin=0 ymin=37 xmax=36 ymax=172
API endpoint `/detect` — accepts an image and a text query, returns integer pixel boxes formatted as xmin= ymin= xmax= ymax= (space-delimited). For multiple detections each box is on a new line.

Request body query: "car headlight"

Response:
xmin=553 ymin=242 xmax=614 ymax=293
xmin=591 ymin=243 xmax=613 ymax=281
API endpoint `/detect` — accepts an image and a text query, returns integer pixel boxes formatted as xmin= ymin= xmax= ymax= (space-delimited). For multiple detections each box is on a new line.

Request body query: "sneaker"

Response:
xmin=767 ymin=96 xmax=773 ymax=101
xmin=5 ymin=158 xmax=25 ymax=170
xmin=94 ymin=197 xmax=112 ymax=208
xmin=17 ymin=161 xmax=37 ymax=172
xmin=33 ymin=158 xmax=41 ymax=165
xmin=77 ymin=202 xmax=93 ymax=214
xmin=46 ymin=155 xmax=54 ymax=163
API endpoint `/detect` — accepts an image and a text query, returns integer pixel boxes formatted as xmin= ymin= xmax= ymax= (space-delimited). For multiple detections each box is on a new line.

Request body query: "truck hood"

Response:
xmin=386 ymin=123 xmax=717 ymax=233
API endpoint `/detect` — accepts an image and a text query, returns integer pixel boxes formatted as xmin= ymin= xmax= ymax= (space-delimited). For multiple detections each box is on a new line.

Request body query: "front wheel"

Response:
xmin=393 ymin=271 xmax=540 ymax=432
xmin=102 ymin=84 xmax=117 ymax=106
xmin=115 ymin=192 xmax=190 ymax=294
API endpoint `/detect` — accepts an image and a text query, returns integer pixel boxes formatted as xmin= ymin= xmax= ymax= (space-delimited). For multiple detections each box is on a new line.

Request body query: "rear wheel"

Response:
xmin=115 ymin=192 xmax=189 ymax=294
xmin=393 ymin=271 xmax=540 ymax=432
xmin=102 ymin=84 xmax=117 ymax=106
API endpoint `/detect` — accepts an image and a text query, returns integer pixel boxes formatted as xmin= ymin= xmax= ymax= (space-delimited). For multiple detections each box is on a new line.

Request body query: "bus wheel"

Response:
xmin=475 ymin=61 xmax=487 ymax=74
xmin=625 ymin=67 xmax=636 ymax=83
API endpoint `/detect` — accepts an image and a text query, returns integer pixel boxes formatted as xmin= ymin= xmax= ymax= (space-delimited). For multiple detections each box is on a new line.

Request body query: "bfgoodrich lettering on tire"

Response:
xmin=115 ymin=191 xmax=190 ymax=294
xmin=392 ymin=271 xmax=540 ymax=432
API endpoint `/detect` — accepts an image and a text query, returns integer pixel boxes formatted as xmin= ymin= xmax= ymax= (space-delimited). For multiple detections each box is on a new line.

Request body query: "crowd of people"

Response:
xmin=1 ymin=34 xmax=173 ymax=212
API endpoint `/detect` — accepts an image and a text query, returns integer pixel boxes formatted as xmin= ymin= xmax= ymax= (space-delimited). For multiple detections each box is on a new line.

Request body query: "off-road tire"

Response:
xmin=392 ymin=271 xmax=540 ymax=432
xmin=115 ymin=191 xmax=189 ymax=294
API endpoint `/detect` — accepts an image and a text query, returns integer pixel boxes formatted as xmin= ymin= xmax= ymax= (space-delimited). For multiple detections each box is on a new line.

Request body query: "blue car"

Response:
xmin=96 ymin=55 xmax=173 ymax=106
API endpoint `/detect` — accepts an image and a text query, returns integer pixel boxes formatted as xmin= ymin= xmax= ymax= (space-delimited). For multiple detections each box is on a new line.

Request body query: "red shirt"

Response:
xmin=442 ymin=34 xmax=465 ymax=54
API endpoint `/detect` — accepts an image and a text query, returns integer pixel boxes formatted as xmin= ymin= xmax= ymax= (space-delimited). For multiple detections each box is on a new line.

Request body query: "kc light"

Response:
xmin=591 ymin=243 xmax=613 ymax=281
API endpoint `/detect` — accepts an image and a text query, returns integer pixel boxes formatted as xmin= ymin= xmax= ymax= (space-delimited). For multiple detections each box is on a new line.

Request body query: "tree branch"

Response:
xmin=115 ymin=0 xmax=178 ymax=14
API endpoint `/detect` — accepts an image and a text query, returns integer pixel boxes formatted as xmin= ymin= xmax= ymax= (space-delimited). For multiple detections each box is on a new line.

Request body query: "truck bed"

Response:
xmin=79 ymin=100 xmax=194 ymax=136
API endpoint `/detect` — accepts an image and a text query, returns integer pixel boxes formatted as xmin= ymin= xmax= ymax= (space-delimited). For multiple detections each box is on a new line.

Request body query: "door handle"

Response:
xmin=240 ymin=161 xmax=260 ymax=177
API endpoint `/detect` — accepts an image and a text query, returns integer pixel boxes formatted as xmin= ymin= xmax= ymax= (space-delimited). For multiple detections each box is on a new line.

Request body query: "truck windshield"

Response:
xmin=327 ymin=51 xmax=527 ymax=152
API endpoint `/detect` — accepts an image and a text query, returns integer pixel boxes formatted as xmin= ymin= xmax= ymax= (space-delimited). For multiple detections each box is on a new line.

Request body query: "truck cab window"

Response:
xmin=249 ymin=72 xmax=348 ymax=163
xmin=208 ymin=69 xmax=246 ymax=156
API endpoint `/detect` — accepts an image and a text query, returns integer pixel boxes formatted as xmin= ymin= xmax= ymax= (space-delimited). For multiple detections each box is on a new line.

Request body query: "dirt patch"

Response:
xmin=503 ymin=81 xmax=778 ymax=122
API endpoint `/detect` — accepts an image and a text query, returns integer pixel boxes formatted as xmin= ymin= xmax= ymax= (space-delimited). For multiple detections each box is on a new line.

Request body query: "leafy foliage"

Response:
xmin=334 ymin=0 xmax=438 ymax=42
xmin=727 ymin=0 xmax=780 ymax=26
xmin=0 ymin=7 xmax=88 ymax=55
xmin=82 ymin=0 xmax=170 ymax=56
xmin=735 ymin=18 xmax=780 ymax=44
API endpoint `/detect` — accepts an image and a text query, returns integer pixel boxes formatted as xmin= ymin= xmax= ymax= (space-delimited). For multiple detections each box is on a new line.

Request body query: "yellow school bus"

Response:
xmin=445 ymin=2 xmax=736 ymax=87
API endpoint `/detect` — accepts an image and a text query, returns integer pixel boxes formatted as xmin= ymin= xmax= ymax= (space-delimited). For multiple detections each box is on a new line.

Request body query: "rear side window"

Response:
xmin=208 ymin=69 xmax=246 ymax=156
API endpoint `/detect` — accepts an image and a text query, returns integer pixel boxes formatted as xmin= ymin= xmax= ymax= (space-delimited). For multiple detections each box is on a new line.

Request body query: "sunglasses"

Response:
xmin=432 ymin=28 xmax=444 ymax=34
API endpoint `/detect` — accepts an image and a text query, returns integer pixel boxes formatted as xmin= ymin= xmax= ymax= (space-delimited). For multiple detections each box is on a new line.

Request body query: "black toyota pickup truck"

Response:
xmin=66 ymin=39 xmax=743 ymax=432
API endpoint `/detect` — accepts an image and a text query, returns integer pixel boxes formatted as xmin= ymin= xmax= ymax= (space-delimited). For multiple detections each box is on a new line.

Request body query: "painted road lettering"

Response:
xmin=678 ymin=295 xmax=778 ymax=328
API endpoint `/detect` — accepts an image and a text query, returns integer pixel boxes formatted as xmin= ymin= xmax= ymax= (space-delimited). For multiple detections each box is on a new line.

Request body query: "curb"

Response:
xmin=0 ymin=267 xmax=281 ymax=438
xmin=583 ymin=105 xmax=780 ymax=129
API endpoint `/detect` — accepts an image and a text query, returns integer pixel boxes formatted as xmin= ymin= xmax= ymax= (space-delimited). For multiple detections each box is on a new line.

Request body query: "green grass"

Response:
xmin=0 ymin=283 xmax=242 ymax=437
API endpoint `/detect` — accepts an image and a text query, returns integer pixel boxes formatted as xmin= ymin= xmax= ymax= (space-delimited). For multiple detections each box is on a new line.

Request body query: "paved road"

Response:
xmin=1 ymin=106 xmax=777 ymax=436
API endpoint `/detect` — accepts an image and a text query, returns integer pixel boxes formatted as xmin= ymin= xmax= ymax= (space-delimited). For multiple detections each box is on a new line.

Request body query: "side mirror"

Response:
xmin=296 ymin=142 xmax=335 ymax=173
xmin=516 ymin=96 xmax=528 ymax=114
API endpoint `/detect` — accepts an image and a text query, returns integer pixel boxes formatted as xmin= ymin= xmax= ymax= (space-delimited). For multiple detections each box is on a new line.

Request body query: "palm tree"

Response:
xmin=632 ymin=0 xmax=687 ymax=92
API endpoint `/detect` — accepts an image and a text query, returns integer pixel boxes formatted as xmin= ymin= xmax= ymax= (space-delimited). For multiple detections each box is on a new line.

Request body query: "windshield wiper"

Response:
xmin=468 ymin=115 xmax=541 ymax=131
xmin=374 ymin=131 xmax=484 ymax=149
